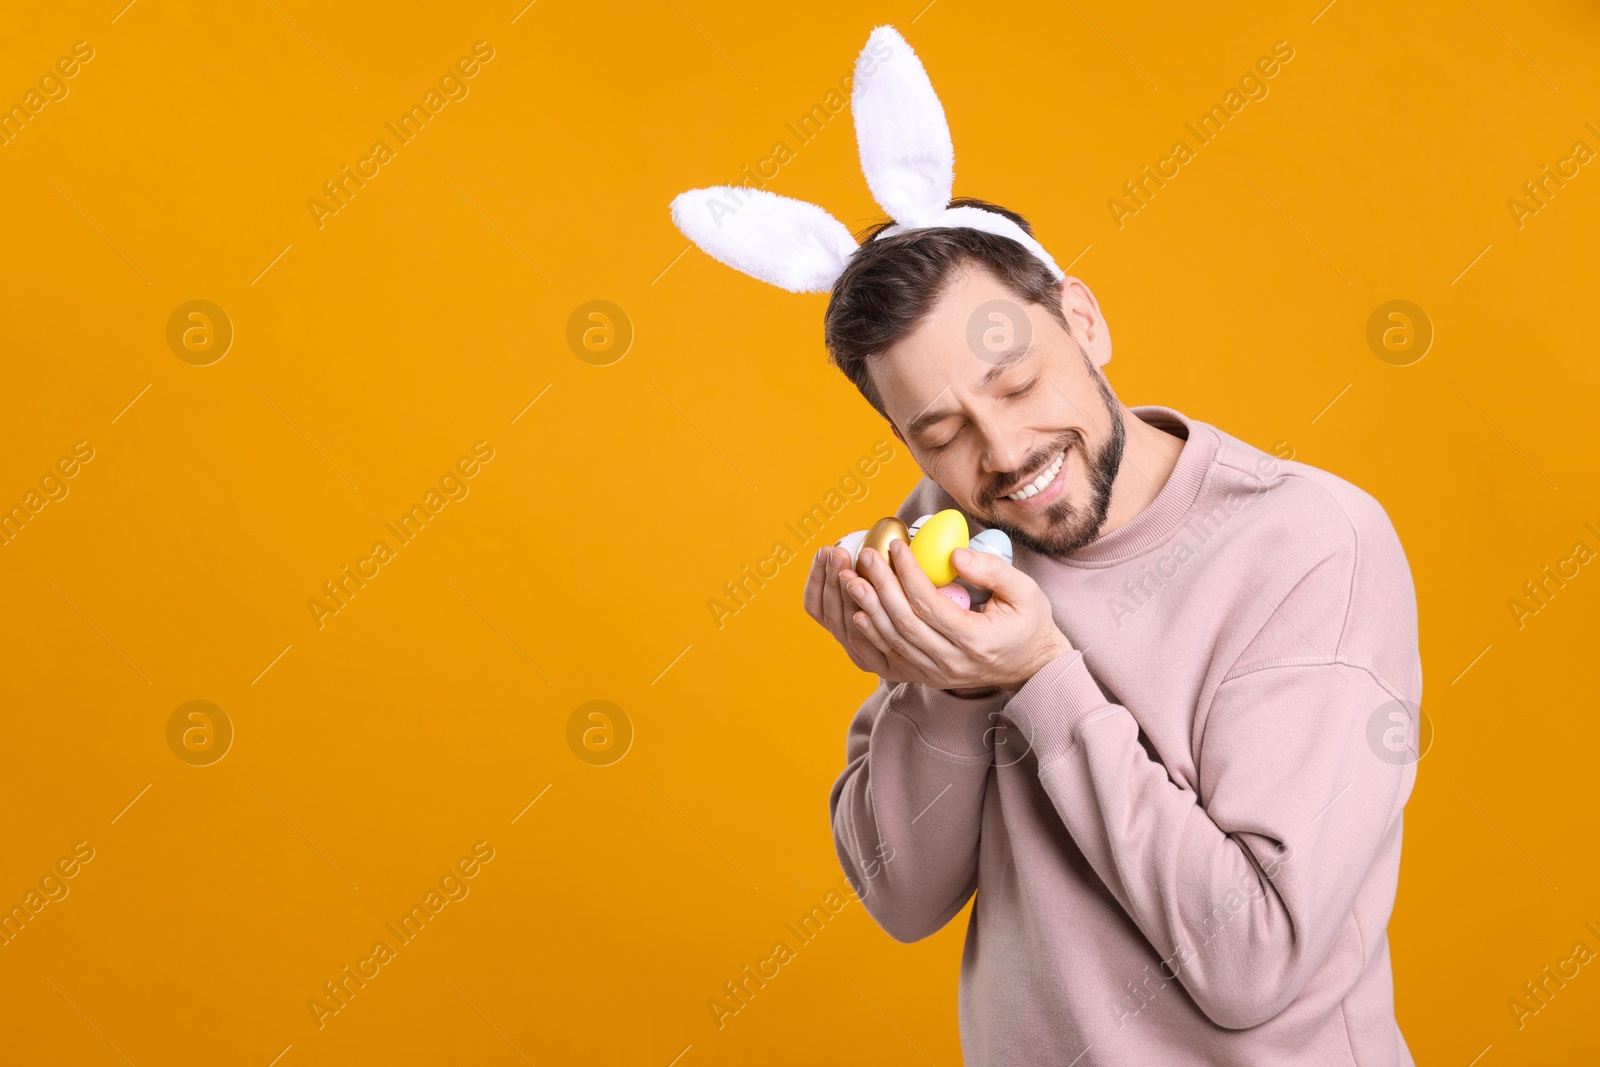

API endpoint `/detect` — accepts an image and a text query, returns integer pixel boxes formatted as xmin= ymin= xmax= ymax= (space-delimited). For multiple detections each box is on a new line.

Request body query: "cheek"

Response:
xmin=1020 ymin=405 xmax=1061 ymax=441
xmin=925 ymin=442 xmax=988 ymax=502
xmin=910 ymin=443 xmax=955 ymax=488
xmin=1035 ymin=387 xmax=1100 ymax=446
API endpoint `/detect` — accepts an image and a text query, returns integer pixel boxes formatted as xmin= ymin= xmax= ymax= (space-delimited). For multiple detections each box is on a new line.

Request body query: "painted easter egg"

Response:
xmin=935 ymin=582 xmax=971 ymax=610
xmin=909 ymin=509 xmax=969 ymax=586
xmin=907 ymin=513 xmax=935 ymax=538
xmin=835 ymin=529 xmax=868 ymax=567
xmin=967 ymin=528 xmax=1014 ymax=567
xmin=859 ymin=516 xmax=910 ymax=565
xmin=956 ymin=578 xmax=992 ymax=607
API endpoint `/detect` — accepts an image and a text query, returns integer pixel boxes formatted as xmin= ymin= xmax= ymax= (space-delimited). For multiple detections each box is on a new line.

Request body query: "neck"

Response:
xmin=1098 ymin=404 xmax=1186 ymax=540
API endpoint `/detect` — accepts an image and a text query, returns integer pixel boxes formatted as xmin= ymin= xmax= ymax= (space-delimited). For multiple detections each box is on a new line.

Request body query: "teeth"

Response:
xmin=1006 ymin=450 xmax=1065 ymax=501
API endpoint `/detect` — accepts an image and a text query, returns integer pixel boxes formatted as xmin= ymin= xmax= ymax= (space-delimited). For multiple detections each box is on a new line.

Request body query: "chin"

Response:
xmin=976 ymin=467 xmax=1108 ymax=557
xmin=996 ymin=504 xmax=1102 ymax=558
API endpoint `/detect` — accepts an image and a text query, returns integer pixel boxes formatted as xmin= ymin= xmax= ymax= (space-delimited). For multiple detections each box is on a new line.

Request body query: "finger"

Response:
xmin=848 ymin=603 xmax=891 ymax=657
xmin=951 ymin=546 xmax=1030 ymax=605
xmin=803 ymin=548 xmax=828 ymax=622
xmin=850 ymin=549 xmax=936 ymax=665
xmin=838 ymin=552 xmax=897 ymax=655
xmin=820 ymin=550 xmax=858 ymax=644
xmin=837 ymin=563 xmax=891 ymax=672
xmin=849 ymin=548 xmax=952 ymax=671
xmin=875 ymin=541 xmax=964 ymax=657
xmin=828 ymin=553 xmax=889 ymax=673
xmin=886 ymin=538 xmax=977 ymax=642
xmin=842 ymin=581 xmax=900 ymax=662
xmin=847 ymin=608 xmax=925 ymax=685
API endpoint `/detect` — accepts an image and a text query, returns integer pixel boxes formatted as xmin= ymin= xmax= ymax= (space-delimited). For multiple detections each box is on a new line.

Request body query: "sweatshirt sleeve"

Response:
xmin=1003 ymin=532 xmax=1421 ymax=1029
xmin=829 ymin=678 xmax=1007 ymax=943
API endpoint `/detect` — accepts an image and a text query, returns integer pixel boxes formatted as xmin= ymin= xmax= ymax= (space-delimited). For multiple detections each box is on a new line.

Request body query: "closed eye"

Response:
xmin=1004 ymin=377 xmax=1039 ymax=401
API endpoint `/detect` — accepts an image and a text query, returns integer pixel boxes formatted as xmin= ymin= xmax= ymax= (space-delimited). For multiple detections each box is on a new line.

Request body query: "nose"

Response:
xmin=977 ymin=424 xmax=1035 ymax=479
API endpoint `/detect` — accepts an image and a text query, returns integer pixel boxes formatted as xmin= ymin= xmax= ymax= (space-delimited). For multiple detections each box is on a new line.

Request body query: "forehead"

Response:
xmin=904 ymin=266 xmax=1011 ymax=341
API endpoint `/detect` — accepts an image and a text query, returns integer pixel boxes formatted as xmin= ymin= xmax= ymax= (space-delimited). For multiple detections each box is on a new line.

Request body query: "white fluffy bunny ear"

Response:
xmin=670 ymin=186 xmax=858 ymax=294
xmin=853 ymin=25 xmax=954 ymax=228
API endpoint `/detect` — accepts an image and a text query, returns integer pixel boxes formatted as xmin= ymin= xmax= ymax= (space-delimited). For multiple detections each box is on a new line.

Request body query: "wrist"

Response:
xmin=1001 ymin=630 xmax=1074 ymax=697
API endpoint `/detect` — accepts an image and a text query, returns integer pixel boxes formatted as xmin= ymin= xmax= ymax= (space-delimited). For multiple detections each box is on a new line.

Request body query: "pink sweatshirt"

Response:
xmin=830 ymin=406 xmax=1421 ymax=1066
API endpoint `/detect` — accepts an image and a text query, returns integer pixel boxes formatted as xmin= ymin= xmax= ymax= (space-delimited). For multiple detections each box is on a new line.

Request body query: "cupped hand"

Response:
xmin=802 ymin=543 xmax=893 ymax=676
xmin=809 ymin=537 xmax=1073 ymax=695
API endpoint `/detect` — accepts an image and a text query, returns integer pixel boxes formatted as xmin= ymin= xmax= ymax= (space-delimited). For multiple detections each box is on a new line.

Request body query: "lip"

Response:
xmin=1000 ymin=446 xmax=1070 ymax=512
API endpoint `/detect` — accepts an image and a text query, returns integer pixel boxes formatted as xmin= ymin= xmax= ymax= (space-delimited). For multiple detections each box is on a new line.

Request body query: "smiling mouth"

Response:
xmin=1003 ymin=448 xmax=1066 ymax=501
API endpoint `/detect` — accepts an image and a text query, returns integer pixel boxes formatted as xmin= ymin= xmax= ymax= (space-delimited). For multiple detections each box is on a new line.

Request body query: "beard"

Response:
xmin=972 ymin=362 xmax=1126 ymax=560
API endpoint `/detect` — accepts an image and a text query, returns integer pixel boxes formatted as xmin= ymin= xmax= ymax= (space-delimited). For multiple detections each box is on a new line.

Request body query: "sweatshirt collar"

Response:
xmin=1060 ymin=405 xmax=1218 ymax=566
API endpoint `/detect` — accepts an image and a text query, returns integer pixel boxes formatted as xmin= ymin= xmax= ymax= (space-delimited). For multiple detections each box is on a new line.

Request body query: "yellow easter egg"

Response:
xmin=909 ymin=509 xmax=969 ymax=585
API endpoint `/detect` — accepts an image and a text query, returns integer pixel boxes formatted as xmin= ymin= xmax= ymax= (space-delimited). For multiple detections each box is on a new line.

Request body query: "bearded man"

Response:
xmin=805 ymin=200 xmax=1421 ymax=1066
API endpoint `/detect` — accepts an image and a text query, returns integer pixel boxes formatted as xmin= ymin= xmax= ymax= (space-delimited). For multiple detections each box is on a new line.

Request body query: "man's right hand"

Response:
xmin=803 ymin=545 xmax=894 ymax=676
xmin=804 ymin=544 xmax=1015 ymax=701
xmin=803 ymin=545 xmax=1005 ymax=699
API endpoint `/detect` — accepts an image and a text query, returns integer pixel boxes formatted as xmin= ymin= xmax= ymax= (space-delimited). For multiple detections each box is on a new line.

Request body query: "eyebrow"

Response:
xmin=905 ymin=342 xmax=1035 ymax=439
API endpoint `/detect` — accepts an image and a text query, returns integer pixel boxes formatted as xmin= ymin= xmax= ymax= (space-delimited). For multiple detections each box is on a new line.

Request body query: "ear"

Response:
xmin=1060 ymin=277 xmax=1112 ymax=367
xmin=670 ymin=187 xmax=857 ymax=294
xmin=853 ymin=26 xmax=953 ymax=228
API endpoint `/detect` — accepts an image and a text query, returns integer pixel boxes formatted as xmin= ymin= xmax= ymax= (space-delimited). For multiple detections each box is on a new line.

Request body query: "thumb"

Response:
xmin=951 ymin=546 xmax=1027 ymax=601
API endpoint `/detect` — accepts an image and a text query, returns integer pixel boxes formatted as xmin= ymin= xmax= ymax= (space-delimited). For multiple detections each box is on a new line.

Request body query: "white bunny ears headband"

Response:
xmin=669 ymin=25 xmax=1066 ymax=294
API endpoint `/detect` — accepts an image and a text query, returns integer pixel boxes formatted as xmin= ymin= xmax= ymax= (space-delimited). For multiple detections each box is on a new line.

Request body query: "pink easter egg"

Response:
xmin=935 ymin=582 xmax=971 ymax=610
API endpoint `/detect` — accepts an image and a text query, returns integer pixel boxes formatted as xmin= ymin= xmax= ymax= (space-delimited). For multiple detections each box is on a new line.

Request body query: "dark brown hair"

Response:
xmin=822 ymin=197 xmax=1068 ymax=419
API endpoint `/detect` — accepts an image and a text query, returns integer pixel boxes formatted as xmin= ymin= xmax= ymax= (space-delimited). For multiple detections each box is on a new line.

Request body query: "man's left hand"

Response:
xmin=843 ymin=539 xmax=1074 ymax=696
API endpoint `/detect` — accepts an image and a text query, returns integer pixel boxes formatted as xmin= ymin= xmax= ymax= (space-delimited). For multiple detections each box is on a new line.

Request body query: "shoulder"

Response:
xmin=1207 ymin=426 xmax=1408 ymax=576
xmin=1202 ymin=424 xmax=1419 ymax=688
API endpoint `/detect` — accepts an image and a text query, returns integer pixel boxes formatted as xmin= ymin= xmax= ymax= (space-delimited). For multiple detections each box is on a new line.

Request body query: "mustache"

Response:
xmin=976 ymin=431 xmax=1080 ymax=508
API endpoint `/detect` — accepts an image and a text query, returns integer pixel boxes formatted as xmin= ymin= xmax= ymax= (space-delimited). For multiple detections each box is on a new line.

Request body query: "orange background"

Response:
xmin=1 ymin=1 xmax=1597 ymax=1063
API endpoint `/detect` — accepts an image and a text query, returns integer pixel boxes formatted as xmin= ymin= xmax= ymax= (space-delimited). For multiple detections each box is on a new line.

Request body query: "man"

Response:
xmin=804 ymin=199 xmax=1422 ymax=1066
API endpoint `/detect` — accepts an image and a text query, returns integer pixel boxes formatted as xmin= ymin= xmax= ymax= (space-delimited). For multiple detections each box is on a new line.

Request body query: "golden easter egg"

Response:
xmin=909 ymin=509 xmax=969 ymax=585
xmin=859 ymin=516 xmax=910 ymax=565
